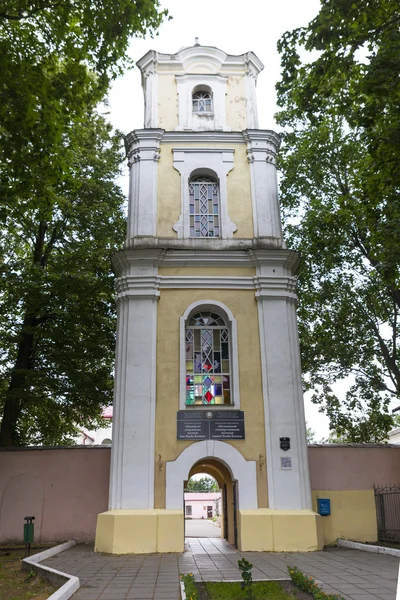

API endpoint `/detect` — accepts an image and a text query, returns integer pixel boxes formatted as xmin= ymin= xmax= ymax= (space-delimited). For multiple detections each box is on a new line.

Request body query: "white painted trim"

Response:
xmin=338 ymin=539 xmax=400 ymax=557
xmin=109 ymin=294 xmax=158 ymax=509
xmin=22 ymin=541 xmax=79 ymax=600
xmin=163 ymin=131 xmax=245 ymax=143
xmin=166 ymin=440 xmax=257 ymax=510
xmin=175 ymin=74 xmax=230 ymax=132
xmin=172 ymin=148 xmax=236 ymax=240
xmin=179 ymin=300 xmax=240 ymax=411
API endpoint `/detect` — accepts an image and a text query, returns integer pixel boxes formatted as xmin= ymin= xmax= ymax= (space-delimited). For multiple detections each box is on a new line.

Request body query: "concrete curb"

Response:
xmin=180 ymin=580 xmax=186 ymax=600
xmin=338 ymin=538 xmax=400 ymax=557
xmin=22 ymin=540 xmax=79 ymax=600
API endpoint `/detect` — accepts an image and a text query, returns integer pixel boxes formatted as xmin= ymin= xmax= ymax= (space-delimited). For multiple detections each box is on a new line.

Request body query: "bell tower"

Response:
xmin=95 ymin=43 xmax=322 ymax=554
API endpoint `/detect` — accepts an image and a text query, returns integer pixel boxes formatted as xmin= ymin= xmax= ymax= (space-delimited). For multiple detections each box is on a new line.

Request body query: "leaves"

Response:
xmin=0 ymin=0 xmax=168 ymax=445
xmin=276 ymin=0 xmax=400 ymax=442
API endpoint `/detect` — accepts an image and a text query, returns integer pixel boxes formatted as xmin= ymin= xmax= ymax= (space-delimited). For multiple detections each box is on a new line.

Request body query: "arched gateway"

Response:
xmin=95 ymin=42 xmax=322 ymax=555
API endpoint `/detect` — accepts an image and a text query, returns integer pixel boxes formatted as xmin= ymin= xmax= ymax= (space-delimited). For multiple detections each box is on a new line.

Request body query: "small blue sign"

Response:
xmin=317 ymin=498 xmax=331 ymax=516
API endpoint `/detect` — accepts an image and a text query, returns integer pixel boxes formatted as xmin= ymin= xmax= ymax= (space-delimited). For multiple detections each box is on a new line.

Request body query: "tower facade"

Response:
xmin=95 ymin=44 xmax=322 ymax=553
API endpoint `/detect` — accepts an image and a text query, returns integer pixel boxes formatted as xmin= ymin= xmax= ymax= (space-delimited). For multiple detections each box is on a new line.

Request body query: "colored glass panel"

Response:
xmin=185 ymin=312 xmax=232 ymax=406
xmin=204 ymin=391 xmax=213 ymax=403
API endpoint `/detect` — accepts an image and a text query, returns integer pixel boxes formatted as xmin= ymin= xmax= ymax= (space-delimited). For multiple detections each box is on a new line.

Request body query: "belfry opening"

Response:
xmin=94 ymin=42 xmax=323 ymax=554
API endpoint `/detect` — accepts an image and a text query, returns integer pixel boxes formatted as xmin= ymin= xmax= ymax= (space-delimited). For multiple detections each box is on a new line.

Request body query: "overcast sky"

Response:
xmin=107 ymin=0 xmax=331 ymax=440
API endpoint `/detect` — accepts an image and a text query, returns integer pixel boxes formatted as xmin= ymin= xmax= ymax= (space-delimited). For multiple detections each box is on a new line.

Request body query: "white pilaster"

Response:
xmin=244 ymin=130 xmax=284 ymax=244
xmin=254 ymin=251 xmax=312 ymax=510
xmin=245 ymin=71 xmax=259 ymax=129
xmin=125 ymin=130 xmax=164 ymax=239
xmin=108 ymin=253 xmax=161 ymax=510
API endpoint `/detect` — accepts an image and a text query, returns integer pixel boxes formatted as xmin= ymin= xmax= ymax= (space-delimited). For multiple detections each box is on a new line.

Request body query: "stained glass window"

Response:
xmin=185 ymin=312 xmax=231 ymax=406
xmin=189 ymin=176 xmax=220 ymax=238
xmin=192 ymin=91 xmax=213 ymax=112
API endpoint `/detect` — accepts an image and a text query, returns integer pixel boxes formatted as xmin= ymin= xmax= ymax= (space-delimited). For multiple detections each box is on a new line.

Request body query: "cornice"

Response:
xmin=136 ymin=46 xmax=264 ymax=78
xmin=113 ymin=247 xmax=300 ymax=274
xmin=123 ymin=236 xmax=285 ymax=252
xmin=243 ymin=129 xmax=281 ymax=151
xmin=163 ymin=131 xmax=245 ymax=144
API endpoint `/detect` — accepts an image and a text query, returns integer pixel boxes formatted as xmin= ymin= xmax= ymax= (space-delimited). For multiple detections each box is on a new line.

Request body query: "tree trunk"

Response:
xmin=0 ymin=312 xmax=36 ymax=446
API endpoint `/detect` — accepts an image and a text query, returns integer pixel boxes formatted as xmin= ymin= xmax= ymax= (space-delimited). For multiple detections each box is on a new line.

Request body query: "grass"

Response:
xmin=0 ymin=549 xmax=57 ymax=600
xmin=203 ymin=580 xmax=297 ymax=599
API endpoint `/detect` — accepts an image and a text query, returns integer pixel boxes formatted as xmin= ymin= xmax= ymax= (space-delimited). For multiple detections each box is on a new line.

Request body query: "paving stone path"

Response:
xmin=42 ymin=539 xmax=399 ymax=600
xmin=185 ymin=518 xmax=221 ymax=538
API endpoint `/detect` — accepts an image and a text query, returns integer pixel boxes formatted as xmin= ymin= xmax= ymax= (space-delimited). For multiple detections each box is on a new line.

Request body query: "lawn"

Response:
xmin=194 ymin=579 xmax=309 ymax=600
xmin=0 ymin=548 xmax=57 ymax=600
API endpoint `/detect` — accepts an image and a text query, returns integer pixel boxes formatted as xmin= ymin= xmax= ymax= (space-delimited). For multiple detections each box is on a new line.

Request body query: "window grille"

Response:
xmin=189 ymin=176 xmax=220 ymax=238
xmin=192 ymin=91 xmax=213 ymax=112
xmin=185 ymin=311 xmax=231 ymax=406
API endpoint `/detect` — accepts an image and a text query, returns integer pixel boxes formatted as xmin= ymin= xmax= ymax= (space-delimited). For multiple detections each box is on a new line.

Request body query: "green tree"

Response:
xmin=306 ymin=424 xmax=317 ymax=444
xmin=185 ymin=477 xmax=219 ymax=493
xmin=276 ymin=0 xmax=400 ymax=442
xmin=0 ymin=110 xmax=125 ymax=445
xmin=0 ymin=0 xmax=169 ymax=445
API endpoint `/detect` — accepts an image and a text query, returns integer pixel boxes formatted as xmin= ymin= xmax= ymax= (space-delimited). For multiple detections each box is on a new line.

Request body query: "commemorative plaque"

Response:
xmin=177 ymin=410 xmax=245 ymax=440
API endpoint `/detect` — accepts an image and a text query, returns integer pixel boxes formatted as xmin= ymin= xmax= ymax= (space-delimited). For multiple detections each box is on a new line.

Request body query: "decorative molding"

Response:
xmin=179 ymin=299 xmax=240 ymax=411
xmin=124 ymin=130 xmax=164 ymax=240
xmin=243 ymin=130 xmax=284 ymax=241
xmin=162 ymin=131 xmax=245 ymax=144
xmin=166 ymin=440 xmax=258 ymax=510
xmin=136 ymin=46 xmax=264 ymax=78
xmin=114 ymin=247 xmax=300 ymax=272
xmin=172 ymin=147 xmax=237 ymax=239
xmin=175 ymin=74 xmax=230 ymax=132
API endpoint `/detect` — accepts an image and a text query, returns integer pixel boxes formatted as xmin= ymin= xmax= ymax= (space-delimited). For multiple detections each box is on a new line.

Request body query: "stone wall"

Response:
xmin=1 ymin=444 xmax=399 ymax=544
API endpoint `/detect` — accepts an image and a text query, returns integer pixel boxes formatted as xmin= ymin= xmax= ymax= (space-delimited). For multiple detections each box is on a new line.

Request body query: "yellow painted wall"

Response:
xmin=154 ymin=288 xmax=267 ymax=509
xmin=228 ymin=144 xmax=253 ymax=238
xmin=226 ymin=75 xmax=247 ymax=131
xmin=312 ymin=490 xmax=378 ymax=545
xmin=156 ymin=142 xmax=253 ymax=238
xmin=238 ymin=509 xmax=323 ymax=552
xmin=158 ymin=74 xmax=178 ymax=131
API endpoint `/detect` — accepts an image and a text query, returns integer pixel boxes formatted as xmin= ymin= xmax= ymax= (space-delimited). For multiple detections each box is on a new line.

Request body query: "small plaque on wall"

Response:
xmin=280 ymin=456 xmax=292 ymax=470
xmin=177 ymin=411 xmax=245 ymax=440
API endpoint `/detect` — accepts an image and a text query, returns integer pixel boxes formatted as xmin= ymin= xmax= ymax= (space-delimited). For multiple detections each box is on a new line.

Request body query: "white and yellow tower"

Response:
xmin=95 ymin=43 xmax=323 ymax=554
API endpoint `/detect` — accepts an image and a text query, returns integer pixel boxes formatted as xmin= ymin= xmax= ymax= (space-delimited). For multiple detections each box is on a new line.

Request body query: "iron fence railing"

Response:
xmin=374 ymin=484 xmax=400 ymax=542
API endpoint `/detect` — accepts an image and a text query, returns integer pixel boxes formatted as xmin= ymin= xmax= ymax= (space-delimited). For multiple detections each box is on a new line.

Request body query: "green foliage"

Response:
xmin=180 ymin=573 xmax=198 ymax=600
xmin=238 ymin=558 xmax=253 ymax=599
xmin=0 ymin=0 xmax=168 ymax=445
xmin=276 ymin=0 xmax=400 ymax=442
xmin=185 ymin=476 xmax=219 ymax=493
xmin=205 ymin=580 xmax=296 ymax=600
xmin=306 ymin=424 xmax=317 ymax=443
xmin=288 ymin=566 xmax=344 ymax=600
xmin=0 ymin=111 xmax=126 ymax=445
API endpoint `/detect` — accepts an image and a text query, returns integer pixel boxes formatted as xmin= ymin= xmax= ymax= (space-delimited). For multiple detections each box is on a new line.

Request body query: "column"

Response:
xmin=244 ymin=130 xmax=284 ymax=243
xmin=108 ymin=259 xmax=160 ymax=509
xmin=255 ymin=252 xmax=312 ymax=510
xmin=125 ymin=129 xmax=164 ymax=240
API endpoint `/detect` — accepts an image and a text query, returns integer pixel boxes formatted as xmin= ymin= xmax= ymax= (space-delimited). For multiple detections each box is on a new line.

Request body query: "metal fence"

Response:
xmin=374 ymin=484 xmax=400 ymax=541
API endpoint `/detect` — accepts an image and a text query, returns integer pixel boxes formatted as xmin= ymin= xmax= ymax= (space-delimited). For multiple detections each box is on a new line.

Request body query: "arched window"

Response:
xmin=185 ymin=311 xmax=231 ymax=406
xmin=192 ymin=90 xmax=213 ymax=113
xmin=189 ymin=175 xmax=220 ymax=238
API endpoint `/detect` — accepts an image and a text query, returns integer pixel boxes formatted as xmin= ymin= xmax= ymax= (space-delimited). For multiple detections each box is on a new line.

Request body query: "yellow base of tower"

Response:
xmin=238 ymin=509 xmax=324 ymax=552
xmin=95 ymin=510 xmax=184 ymax=554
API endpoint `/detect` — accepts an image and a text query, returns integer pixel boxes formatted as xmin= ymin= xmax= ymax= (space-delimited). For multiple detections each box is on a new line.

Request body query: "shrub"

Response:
xmin=288 ymin=566 xmax=345 ymax=600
